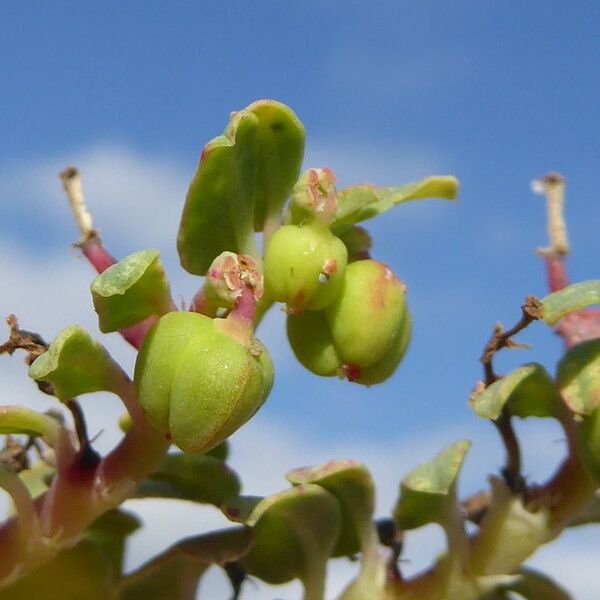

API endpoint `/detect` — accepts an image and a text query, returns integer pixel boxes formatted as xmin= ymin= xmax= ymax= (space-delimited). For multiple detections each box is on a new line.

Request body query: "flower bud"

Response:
xmin=134 ymin=311 xmax=273 ymax=453
xmin=264 ymin=223 xmax=347 ymax=312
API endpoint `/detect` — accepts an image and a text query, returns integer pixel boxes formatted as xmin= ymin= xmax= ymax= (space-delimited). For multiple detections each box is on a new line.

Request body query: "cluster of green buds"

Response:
xmin=265 ymin=167 xmax=409 ymax=384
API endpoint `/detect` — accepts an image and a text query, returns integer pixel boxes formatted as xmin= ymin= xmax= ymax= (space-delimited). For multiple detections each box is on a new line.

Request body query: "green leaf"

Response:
xmin=85 ymin=509 xmax=141 ymax=579
xmin=541 ymin=280 xmax=600 ymax=326
xmin=481 ymin=567 xmax=573 ymax=600
xmin=223 ymin=485 xmax=341 ymax=585
xmin=286 ymin=460 xmax=375 ymax=557
xmin=134 ymin=452 xmax=240 ymax=506
xmin=91 ymin=249 xmax=173 ymax=333
xmin=393 ymin=441 xmax=470 ymax=530
xmin=28 ymin=326 xmax=122 ymax=402
xmin=332 ymin=175 xmax=458 ymax=231
xmin=0 ymin=406 xmax=61 ymax=445
xmin=204 ymin=440 xmax=229 ymax=461
xmin=469 ymin=363 xmax=562 ymax=420
xmin=556 ymin=338 xmax=600 ymax=414
xmin=18 ymin=461 xmax=55 ymax=501
xmin=0 ymin=540 xmax=114 ymax=600
xmin=177 ymin=100 xmax=305 ymax=275
xmin=115 ymin=526 xmax=253 ymax=600
xmin=567 ymin=493 xmax=600 ymax=527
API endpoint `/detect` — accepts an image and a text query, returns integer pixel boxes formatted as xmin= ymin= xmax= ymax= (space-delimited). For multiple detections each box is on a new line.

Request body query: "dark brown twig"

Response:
xmin=479 ymin=296 xmax=542 ymax=492
xmin=66 ymin=399 xmax=100 ymax=470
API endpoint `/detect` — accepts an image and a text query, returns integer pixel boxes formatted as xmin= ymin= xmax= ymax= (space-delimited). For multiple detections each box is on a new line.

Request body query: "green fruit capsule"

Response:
xmin=134 ymin=311 xmax=273 ymax=453
xmin=286 ymin=260 xmax=411 ymax=385
xmin=264 ymin=223 xmax=347 ymax=312
xmin=326 ymin=260 xmax=408 ymax=369
xmin=576 ymin=404 xmax=600 ymax=486
xmin=286 ymin=310 xmax=341 ymax=376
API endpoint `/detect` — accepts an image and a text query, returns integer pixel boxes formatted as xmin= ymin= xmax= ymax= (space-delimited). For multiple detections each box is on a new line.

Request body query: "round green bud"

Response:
xmin=353 ymin=306 xmax=411 ymax=385
xmin=576 ymin=404 xmax=600 ymax=486
xmin=264 ymin=223 xmax=347 ymax=312
xmin=286 ymin=310 xmax=341 ymax=376
xmin=326 ymin=260 xmax=408 ymax=368
xmin=286 ymin=260 xmax=411 ymax=385
xmin=134 ymin=311 xmax=273 ymax=453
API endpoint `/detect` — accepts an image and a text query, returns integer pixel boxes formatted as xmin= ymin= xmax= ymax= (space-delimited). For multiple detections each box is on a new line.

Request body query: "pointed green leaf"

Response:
xmin=177 ymin=100 xmax=305 ymax=275
xmin=556 ymin=338 xmax=600 ymax=414
xmin=134 ymin=452 xmax=240 ymax=506
xmin=469 ymin=363 xmax=562 ymax=420
xmin=0 ymin=406 xmax=61 ymax=445
xmin=0 ymin=540 xmax=113 ymax=600
xmin=541 ymin=280 xmax=600 ymax=326
xmin=223 ymin=485 xmax=341 ymax=585
xmin=567 ymin=493 xmax=600 ymax=527
xmin=393 ymin=441 xmax=470 ymax=530
xmin=286 ymin=460 xmax=374 ymax=558
xmin=85 ymin=509 xmax=141 ymax=579
xmin=28 ymin=326 xmax=123 ymax=402
xmin=91 ymin=249 xmax=173 ymax=333
xmin=115 ymin=526 xmax=253 ymax=600
xmin=332 ymin=175 xmax=458 ymax=231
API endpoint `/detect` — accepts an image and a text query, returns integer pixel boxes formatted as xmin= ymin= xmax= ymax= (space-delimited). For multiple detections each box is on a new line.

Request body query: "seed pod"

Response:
xmin=264 ymin=223 xmax=347 ymax=312
xmin=576 ymin=404 xmax=600 ymax=486
xmin=287 ymin=259 xmax=411 ymax=385
xmin=326 ymin=260 xmax=408 ymax=368
xmin=286 ymin=310 xmax=341 ymax=377
xmin=134 ymin=311 xmax=273 ymax=453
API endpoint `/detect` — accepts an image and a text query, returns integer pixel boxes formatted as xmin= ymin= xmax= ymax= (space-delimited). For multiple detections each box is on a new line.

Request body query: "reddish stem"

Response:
xmin=81 ymin=235 xmax=117 ymax=274
xmin=544 ymin=253 xmax=570 ymax=293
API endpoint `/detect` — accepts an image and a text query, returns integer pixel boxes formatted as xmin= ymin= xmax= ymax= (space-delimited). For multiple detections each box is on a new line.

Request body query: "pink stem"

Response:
xmin=543 ymin=252 xmax=600 ymax=348
xmin=544 ymin=253 xmax=570 ymax=292
xmin=81 ymin=236 xmax=117 ymax=273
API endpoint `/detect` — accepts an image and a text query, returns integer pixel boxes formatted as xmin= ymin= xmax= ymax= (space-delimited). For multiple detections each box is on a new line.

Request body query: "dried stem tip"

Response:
xmin=59 ymin=166 xmax=96 ymax=243
xmin=531 ymin=172 xmax=570 ymax=256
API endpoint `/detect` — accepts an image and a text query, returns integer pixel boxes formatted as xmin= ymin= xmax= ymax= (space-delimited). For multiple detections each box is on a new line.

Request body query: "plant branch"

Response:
xmin=479 ymin=296 xmax=542 ymax=491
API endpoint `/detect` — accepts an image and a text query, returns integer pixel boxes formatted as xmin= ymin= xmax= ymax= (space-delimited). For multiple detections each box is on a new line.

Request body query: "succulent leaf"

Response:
xmin=115 ymin=527 xmax=253 ymax=600
xmin=541 ymin=279 xmax=600 ymax=326
xmin=393 ymin=441 xmax=470 ymax=530
xmin=0 ymin=406 xmax=61 ymax=445
xmin=223 ymin=485 xmax=341 ymax=586
xmin=470 ymin=363 xmax=562 ymax=420
xmin=332 ymin=175 xmax=458 ymax=232
xmin=177 ymin=100 xmax=305 ymax=275
xmin=576 ymin=404 xmax=600 ymax=486
xmin=134 ymin=452 xmax=240 ymax=506
xmin=28 ymin=326 xmax=123 ymax=402
xmin=286 ymin=460 xmax=375 ymax=558
xmin=556 ymin=338 xmax=600 ymax=415
xmin=91 ymin=249 xmax=173 ymax=333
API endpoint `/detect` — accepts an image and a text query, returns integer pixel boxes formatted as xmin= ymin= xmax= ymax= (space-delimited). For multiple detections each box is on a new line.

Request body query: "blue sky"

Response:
xmin=1 ymin=3 xmax=599 ymax=597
